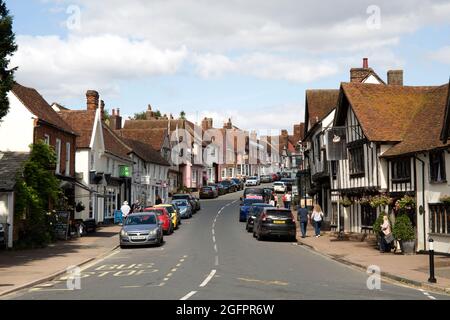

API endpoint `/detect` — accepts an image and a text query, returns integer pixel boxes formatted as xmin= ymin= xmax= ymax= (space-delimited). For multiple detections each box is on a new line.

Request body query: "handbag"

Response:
xmin=384 ymin=233 xmax=394 ymax=244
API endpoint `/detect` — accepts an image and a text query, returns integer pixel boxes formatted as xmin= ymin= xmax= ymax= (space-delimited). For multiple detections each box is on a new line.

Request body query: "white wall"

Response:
xmin=0 ymin=93 xmax=34 ymax=151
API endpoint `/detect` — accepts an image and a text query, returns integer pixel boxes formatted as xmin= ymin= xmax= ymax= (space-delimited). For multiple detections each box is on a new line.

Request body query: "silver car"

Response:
xmin=172 ymin=199 xmax=193 ymax=219
xmin=120 ymin=212 xmax=163 ymax=248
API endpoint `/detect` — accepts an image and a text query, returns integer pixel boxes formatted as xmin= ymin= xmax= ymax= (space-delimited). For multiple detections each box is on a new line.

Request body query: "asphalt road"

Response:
xmin=6 ymin=187 xmax=450 ymax=300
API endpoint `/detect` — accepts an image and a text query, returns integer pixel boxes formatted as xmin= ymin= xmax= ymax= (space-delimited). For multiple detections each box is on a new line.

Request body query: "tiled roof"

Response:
xmin=59 ymin=110 xmax=96 ymax=148
xmin=102 ymin=125 xmax=132 ymax=160
xmin=12 ymin=83 xmax=76 ymax=135
xmin=121 ymin=138 xmax=170 ymax=166
xmin=305 ymin=89 xmax=339 ymax=130
xmin=382 ymin=83 xmax=450 ymax=157
xmin=0 ymin=152 xmax=29 ymax=191
xmin=339 ymin=82 xmax=443 ymax=143
xmin=116 ymin=128 xmax=168 ymax=152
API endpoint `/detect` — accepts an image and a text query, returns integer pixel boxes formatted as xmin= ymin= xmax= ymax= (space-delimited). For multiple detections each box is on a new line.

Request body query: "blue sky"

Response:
xmin=6 ymin=0 xmax=450 ymax=132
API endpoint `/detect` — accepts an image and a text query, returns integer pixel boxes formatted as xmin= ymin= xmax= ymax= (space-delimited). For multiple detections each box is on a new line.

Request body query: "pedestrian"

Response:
xmin=297 ymin=204 xmax=309 ymax=238
xmin=131 ymin=200 xmax=140 ymax=213
xmin=284 ymin=192 xmax=292 ymax=210
xmin=120 ymin=201 xmax=131 ymax=223
xmin=155 ymin=195 xmax=162 ymax=205
xmin=311 ymin=204 xmax=324 ymax=237
xmin=380 ymin=215 xmax=393 ymax=253
xmin=269 ymin=197 xmax=276 ymax=207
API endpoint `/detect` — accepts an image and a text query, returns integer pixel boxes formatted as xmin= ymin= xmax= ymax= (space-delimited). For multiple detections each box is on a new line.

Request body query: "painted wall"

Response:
xmin=0 ymin=93 xmax=34 ymax=152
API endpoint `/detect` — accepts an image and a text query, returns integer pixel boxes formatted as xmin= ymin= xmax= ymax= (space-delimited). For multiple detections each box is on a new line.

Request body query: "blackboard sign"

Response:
xmin=54 ymin=211 xmax=70 ymax=240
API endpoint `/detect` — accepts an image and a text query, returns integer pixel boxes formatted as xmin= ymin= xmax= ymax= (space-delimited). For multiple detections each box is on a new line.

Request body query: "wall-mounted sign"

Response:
xmin=119 ymin=165 xmax=131 ymax=178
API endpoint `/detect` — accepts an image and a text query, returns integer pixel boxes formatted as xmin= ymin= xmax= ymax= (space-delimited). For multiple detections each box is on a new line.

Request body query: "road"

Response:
xmin=6 ymin=187 xmax=450 ymax=300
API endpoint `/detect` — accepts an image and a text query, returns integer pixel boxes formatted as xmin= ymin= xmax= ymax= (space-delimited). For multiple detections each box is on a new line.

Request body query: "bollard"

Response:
xmin=428 ymin=238 xmax=437 ymax=283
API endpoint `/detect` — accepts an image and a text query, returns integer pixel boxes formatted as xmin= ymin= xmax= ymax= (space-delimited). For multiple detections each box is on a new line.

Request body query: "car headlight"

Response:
xmin=149 ymin=229 xmax=157 ymax=235
xmin=180 ymin=208 xmax=187 ymax=213
xmin=120 ymin=230 xmax=127 ymax=236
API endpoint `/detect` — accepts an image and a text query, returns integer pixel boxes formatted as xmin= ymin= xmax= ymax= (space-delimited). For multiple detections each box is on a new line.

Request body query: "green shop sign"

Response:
xmin=119 ymin=165 xmax=131 ymax=177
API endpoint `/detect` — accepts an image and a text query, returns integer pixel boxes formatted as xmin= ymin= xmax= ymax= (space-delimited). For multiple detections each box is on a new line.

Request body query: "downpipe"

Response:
xmin=414 ymin=156 xmax=426 ymax=251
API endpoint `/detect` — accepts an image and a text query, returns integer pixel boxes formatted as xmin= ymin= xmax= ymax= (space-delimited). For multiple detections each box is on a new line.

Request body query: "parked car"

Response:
xmin=143 ymin=207 xmax=173 ymax=235
xmin=171 ymin=199 xmax=193 ymax=219
xmin=253 ymin=208 xmax=297 ymax=241
xmin=243 ymin=187 xmax=266 ymax=201
xmin=0 ymin=224 xmax=5 ymax=247
xmin=246 ymin=203 xmax=275 ymax=232
xmin=245 ymin=176 xmax=259 ymax=186
xmin=213 ymin=183 xmax=227 ymax=195
xmin=280 ymin=178 xmax=295 ymax=192
xmin=239 ymin=197 xmax=265 ymax=222
xmin=260 ymin=175 xmax=272 ymax=183
xmin=220 ymin=180 xmax=238 ymax=193
xmin=192 ymin=196 xmax=201 ymax=211
xmin=154 ymin=204 xmax=180 ymax=229
xmin=271 ymin=173 xmax=279 ymax=181
xmin=273 ymin=181 xmax=287 ymax=193
xmin=172 ymin=194 xmax=199 ymax=212
xmin=120 ymin=212 xmax=164 ymax=248
xmin=200 ymin=186 xmax=218 ymax=199
xmin=231 ymin=178 xmax=244 ymax=191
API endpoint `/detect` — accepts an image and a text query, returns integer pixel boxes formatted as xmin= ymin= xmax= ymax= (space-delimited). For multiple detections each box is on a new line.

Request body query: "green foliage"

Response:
xmin=14 ymin=141 xmax=63 ymax=248
xmin=372 ymin=214 xmax=389 ymax=234
xmin=177 ymin=185 xmax=190 ymax=193
xmin=130 ymin=111 xmax=147 ymax=120
xmin=154 ymin=110 xmax=162 ymax=118
xmin=0 ymin=0 xmax=18 ymax=120
xmin=395 ymin=195 xmax=415 ymax=211
xmin=439 ymin=195 xmax=450 ymax=205
xmin=392 ymin=214 xmax=415 ymax=241
xmin=370 ymin=194 xmax=392 ymax=208
xmin=340 ymin=197 xmax=353 ymax=207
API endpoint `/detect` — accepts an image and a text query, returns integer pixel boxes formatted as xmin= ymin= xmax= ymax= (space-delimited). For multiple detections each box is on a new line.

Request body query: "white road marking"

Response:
xmin=183 ymin=255 xmax=188 ymax=258
xmin=428 ymin=296 xmax=437 ymax=300
xmin=214 ymin=244 xmax=218 ymax=252
xmin=212 ymin=236 xmax=216 ymax=243
xmin=164 ymin=278 xmax=169 ymax=281
xmin=199 ymin=270 xmax=217 ymax=287
xmin=166 ymin=273 xmax=173 ymax=277
xmin=180 ymin=291 xmax=197 ymax=300
xmin=121 ymin=285 xmax=141 ymax=288
xmin=180 ymin=259 xmax=185 ymax=262
xmin=171 ymin=268 xmax=177 ymax=272
xmin=176 ymin=263 xmax=181 ymax=267
xmin=212 ymin=229 xmax=215 ymax=235
xmin=215 ymin=256 xmax=219 ymax=266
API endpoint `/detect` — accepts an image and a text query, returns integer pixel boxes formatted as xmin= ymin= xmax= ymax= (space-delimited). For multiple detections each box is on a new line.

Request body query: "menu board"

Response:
xmin=54 ymin=211 xmax=70 ymax=240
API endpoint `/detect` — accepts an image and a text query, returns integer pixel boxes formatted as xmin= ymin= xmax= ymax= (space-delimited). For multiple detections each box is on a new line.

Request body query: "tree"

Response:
xmin=0 ymin=1 xmax=18 ymax=120
xmin=130 ymin=111 xmax=147 ymax=120
xmin=179 ymin=111 xmax=186 ymax=120
xmin=14 ymin=141 xmax=62 ymax=247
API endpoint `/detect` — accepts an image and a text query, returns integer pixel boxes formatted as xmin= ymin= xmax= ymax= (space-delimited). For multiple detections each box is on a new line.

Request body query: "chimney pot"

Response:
xmin=387 ymin=70 xmax=404 ymax=86
xmin=117 ymin=108 xmax=120 ymax=116
xmin=86 ymin=90 xmax=99 ymax=111
xmin=112 ymin=109 xmax=116 ymax=116
xmin=363 ymin=58 xmax=368 ymax=69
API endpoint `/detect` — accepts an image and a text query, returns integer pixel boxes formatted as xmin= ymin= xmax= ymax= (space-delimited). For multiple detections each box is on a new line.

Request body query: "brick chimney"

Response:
xmin=387 ymin=70 xmax=403 ymax=86
xmin=100 ymin=100 xmax=105 ymax=120
xmin=202 ymin=117 xmax=213 ymax=131
xmin=86 ymin=90 xmax=99 ymax=111
xmin=223 ymin=118 xmax=233 ymax=129
xmin=146 ymin=104 xmax=155 ymax=120
xmin=281 ymin=129 xmax=289 ymax=137
xmin=350 ymin=58 xmax=370 ymax=83
xmin=109 ymin=108 xmax=122 ymax=130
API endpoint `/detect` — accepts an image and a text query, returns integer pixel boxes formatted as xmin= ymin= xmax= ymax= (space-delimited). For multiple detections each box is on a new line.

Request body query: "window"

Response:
xmin=430 ymin=151 xmax=446 ymax=183
xmin=221 ymin=169 xmax=227 ymax=179
xmin=106 ymin=158 xmax=110 ymax=173
xmin=331 ymin=161 xmax=338 ymax=179
xmin=237 ymin=165 xmax=242 ymax=176
xmin=65 ymin=142 xmax=71 ymax=176
xmin=90 ymin=152 xmax=95 ymax=171
xmin=361 ymin=204 xmax=377 ymax=228
xmin=44 ymin=134 xmax=50 ymax=145
xmin=55 ymin=139 xmax=61 ymax=174
xmin=391 ymin=158 xmax=411 ymax=182
xmin=228 ymin=167 xmax=234 ymax=178
xmin=314 ymin=134 xmax=322 ymax=161
xmin=348 ymin=144 xmax=364 ymax=176
xmin=429 ymin=204 xmax=450 ymax=235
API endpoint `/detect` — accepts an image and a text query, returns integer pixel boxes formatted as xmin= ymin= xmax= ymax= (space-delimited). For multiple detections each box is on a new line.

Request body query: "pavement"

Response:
xmin=293 ymin=211 xmax=450 ymax=295
xmin=0 ymin=225 xmax=120 ymax=297
xmin=3 ymin=188 xmax=449 ymax=300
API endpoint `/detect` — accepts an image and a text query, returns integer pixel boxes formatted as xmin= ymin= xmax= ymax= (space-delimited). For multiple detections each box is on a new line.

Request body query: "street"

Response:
xmin=6 ymin=188 xmax=449 ymax=300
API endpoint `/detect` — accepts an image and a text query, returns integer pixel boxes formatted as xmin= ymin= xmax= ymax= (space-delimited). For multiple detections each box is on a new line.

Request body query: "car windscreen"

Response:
xmin=172 ymin=200 xmax=188 ymax=207
xmin=172 ymin=195 xmax=189 ymax=199
xmin=125 ymin=215 xmax=156 ymax=225
xmin=220 ymin=181 xmax=232 ymax=185
xmin=243 ymin=199 xmax=264 ymax=206
xmin=144 ymin=209 xmax=164 ymax=216
xmin=202 ymin=187 xmax=212 ymax=191
xmin=164 ymin=206 xmax=174 ymax=214
xmin=244 ymin=188 xmax=264 ymax=195
xmin=274 ymin=182 xmax=285 ymax=186
xmin=265 ymin=210 xmax=292 ymax=217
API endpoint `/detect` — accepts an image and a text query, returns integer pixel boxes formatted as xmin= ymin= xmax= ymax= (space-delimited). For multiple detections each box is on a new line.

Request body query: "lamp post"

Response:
xmin=428 ymin=237 xmax=437 ymax=283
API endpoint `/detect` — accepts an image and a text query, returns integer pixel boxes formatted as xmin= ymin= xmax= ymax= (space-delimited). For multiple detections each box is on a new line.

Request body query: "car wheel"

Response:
xmin=252 ymin=231 xmax=256 ymax=238
xmin=120 ymin=245 xmax=126 ymax=249
xmin=256 ymin=232 xmax=264 ymax=241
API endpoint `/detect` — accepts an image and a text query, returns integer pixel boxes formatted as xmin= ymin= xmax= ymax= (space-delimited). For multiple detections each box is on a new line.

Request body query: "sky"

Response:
xmin=6 ymin=0 xmax=450 ymax=133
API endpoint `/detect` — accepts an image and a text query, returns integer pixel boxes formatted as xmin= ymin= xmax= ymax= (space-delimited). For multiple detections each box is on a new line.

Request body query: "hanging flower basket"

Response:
xmin=370 ymin=194 xmax=392 ymax=208
xmin=340 ymin=197 xmax=353 ymax=207
xmin=439 ymin=195 xmax=450 ymax=206
xmin=358 ymin=196 xmax=371 ymax=205
xmin=397 ymin=195 xmax=415 ymax=211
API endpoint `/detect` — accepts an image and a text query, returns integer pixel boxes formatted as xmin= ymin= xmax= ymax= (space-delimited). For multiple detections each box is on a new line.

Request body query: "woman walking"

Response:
xmin=380 ymin=215 xmax=392 ymax=253
xmin=311 ymin=204 xmax=324 ymax=237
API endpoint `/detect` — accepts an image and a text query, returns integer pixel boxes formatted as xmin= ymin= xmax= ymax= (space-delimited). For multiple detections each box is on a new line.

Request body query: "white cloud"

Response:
xmin=11 ymin=34 xmax=187 ymax=99
xmin=429 ymin=46 xmax=450 ymax=64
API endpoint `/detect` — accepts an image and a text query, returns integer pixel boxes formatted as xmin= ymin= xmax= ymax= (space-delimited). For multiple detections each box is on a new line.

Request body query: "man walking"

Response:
xmin=120 ymin=201 xmax=131 ymax=224
xmin=297 ymin=205 xmax=309 ymax=238
xmin=284 ymin=192 xmax=292 ymax=210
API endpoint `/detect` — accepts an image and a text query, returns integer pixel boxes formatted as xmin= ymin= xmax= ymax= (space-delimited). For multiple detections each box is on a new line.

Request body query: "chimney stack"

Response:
xmin=350 ymin=58 xmax=371 ymax=83
xmin=146 ymin=104 xmax=155 ymax=120
xmin=223 ymin=118 xmax=233 ymax=129
xmin=86 ymin=90 xmax=99 ymax=111
xmin=363 ymin=58 xmax=368 ymax=69
xmin=387 ymin=70 xmax=403 ymax=86
xmin=202 ymin=117 xmax=213 ymax=131
xmin=100 ymin=100 xmax=105 ymax=119
xmin=109 ymin=107 xmax=122 ymax=130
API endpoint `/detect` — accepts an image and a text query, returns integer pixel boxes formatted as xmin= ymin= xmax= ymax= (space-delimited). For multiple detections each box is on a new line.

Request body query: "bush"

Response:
xmin=372 ymin=214 xmax=385 ymax=235
xmin=392 ymin=214 xmax=415 ymax=241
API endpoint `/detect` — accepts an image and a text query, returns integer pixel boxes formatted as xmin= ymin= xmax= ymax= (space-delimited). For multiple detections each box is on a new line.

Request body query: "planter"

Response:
xmin=400 ymin=240 xmax=415 ymax=255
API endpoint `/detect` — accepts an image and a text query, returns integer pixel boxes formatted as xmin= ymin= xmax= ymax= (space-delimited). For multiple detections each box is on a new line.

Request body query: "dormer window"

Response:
xmin=430 ymin=151 xmax=446 ymax=183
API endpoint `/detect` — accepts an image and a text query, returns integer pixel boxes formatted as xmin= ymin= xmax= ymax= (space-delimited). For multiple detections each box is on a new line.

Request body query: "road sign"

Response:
xmin=292 ymin=185 xmax=299 ymax=195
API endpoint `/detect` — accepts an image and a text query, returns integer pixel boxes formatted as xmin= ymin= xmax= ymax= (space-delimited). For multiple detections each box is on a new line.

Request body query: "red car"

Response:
xmin=143 ymin=207 xmax=173 ymax=235
xmin=272 ymin=173 xmax=279 ymax=181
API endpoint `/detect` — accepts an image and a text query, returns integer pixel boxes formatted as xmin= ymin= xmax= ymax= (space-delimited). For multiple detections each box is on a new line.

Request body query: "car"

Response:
xmin=260 ymin=175 xmax=272 ymax=183
xmin=246 ymin=203 xmax=275 ymax=232
xmin=243 ymin=187 xmax=266 ymax=200
xmin=245 ymin=176 xmax=259 ymax=186
xmin=172 ymin=194 xmax=199 ymax=212
xmin=271 ymin=173 xmax=279 ymax=181
xmin=154 ymin=204 xmax=180 ymax=229
xmin=220 ymin=180 xmax=237 ymax=192
xmin=200 ymin=186 xmax=218 ymax=199
xmin=210 ymin=183 xmax=227 ymax=195
xmin=253 ymin=208 xmax=297 ymax=241
xmin=263 ymin=187 xmax=274 ymax=202
xmin=280 ymin=178 xmax=295 ymax=191
xmin=239 ymin=197 xmax=265 ymax=222
xmin=143 ymin=207 xmax=173 ymax=235
xmin=231 ymin=178 xmax=244 ymax=191
xmin=120 ymin=212 xmax=163 ymax=248
xmin=192 ymin=196 xmax=201 ymax=211
xmin=273 ymin=181 xmax=287 ymax=193
xmin=171 ymin=199 xmax=193 ymax=219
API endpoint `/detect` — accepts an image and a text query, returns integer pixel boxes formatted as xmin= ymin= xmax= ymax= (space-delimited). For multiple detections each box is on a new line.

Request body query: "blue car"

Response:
xmin=239 ymin=198 xmax=265 ymax=222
